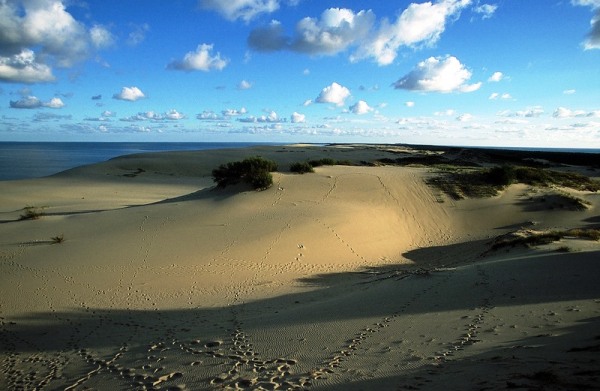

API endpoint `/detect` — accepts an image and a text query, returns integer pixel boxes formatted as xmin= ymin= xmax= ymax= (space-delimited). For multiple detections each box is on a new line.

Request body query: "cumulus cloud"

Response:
xmin=353 ymin=0 xmax=472 ymax=65
xmin=197 ymin=110 xmax=222 ymax=120
xmin=553 ymin=106 xmax=600 ymax=118
xmin=249 ymin=1 xmax=471 ymax=65
xmin=563 ymin=89 xmax=577 ymax=95
xmin=127 ymin=23 xmax=150 ymax=46
xmin=90 ymin=25 xmax=114 ymax=49
xmin=0 ymin=0 xmax=113 ymax=80
xmin=488 ymin=71 xmax=503 ymax=82
xmin=392 ymin=56 xmax=481 ymax=93
xmin=489 ymin=92 xmax=512 ymax=100
xmin=113 ymin=86 xmax=146 ymax=101
xmin=44 ymin=97 xmax=65 ymax=108
xmin=316 ymin=82 xmax=351 ymax=106
xmin=239 ymin=110 xmax=285 ymax=123
xmin=293 ymin=8 xmax=375 ymax=55
xmin=167 ymin=44 xmax=228 ymax=72
xmin=0 ymin=49 xmax=54 ymax=83
xmin=291 ymin=112 xmax=306 ymax=123
xmin=498 ymin=106 xmax=544 ymax=118
xmin=199 ymin=0 xmax=279 ymax=22
xmin=473 ymin=3 xmax=498 ymax=19
xmin=572 ymin=0 xmax=600 ymax=49
xmin=222 ymin=107 xmax=248 ymax=117
xmin=9 ymin=95 xmax=64 ymax=109
xmin=165 ymin=109 xmax=185 ymax=120
xmin=349 ymin=100 xmax=374 ymax=114
xmin=405 ymin=101 xmax=415 ymax=107
xmin=456 ymin=113 xmax=473 ymax=121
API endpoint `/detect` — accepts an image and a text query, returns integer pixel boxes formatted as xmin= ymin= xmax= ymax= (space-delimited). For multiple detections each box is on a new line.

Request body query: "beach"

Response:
xmin=1 ymin=144 xmax=599 ymax=390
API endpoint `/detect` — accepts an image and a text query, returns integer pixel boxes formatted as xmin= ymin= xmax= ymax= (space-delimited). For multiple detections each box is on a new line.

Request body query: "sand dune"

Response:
xmin=1 ymin=144 xmax=599 ymax=390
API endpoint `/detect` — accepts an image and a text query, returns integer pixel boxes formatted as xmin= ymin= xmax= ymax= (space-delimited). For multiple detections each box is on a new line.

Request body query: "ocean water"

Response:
xmin=0 ymin=142 xmax=271 ymax=181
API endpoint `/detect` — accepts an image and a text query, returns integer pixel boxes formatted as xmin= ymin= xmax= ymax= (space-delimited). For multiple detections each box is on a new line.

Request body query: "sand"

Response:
xmin=0 ymin=144 xmax=599 ymax=390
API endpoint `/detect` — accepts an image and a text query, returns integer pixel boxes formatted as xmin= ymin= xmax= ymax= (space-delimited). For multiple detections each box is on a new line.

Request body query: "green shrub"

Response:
xmin=484 ymin=165 xmax=516 ymax=186
xmin=308 ymin=158 xmax=336 ymax=167
xmin=290 ymin=161 xmax=314 ymax=174
xmin=212 ymin=156 xmax=277 ymax=190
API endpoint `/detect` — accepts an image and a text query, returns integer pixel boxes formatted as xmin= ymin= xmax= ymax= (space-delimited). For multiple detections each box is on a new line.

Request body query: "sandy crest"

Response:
xmin=0 ymin=144 xmax=599 ymax=390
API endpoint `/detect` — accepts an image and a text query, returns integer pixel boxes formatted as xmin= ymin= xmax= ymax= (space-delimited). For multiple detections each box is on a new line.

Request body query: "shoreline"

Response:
xmin=1 ymin=143 xmax=599 ymax=390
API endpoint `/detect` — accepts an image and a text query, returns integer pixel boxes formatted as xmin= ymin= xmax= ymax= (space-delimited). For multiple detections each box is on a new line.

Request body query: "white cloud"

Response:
xmin=303 ymin=99 xmax=313 ymax=106
xmin=127 ymin=23 xmax=150 ymax=46
xmin=553 ymin=106 xmax=600 ymax=118
xmin=44 ymin=97 xmax=64 ymax=108
xmin=489 ymin=92 xmax=512 ymax=100
xmin=0 ymin=49 xmax=54 ymax=83
xmin=498 ymin=106 xmax=544 ymax=118
xmin=249 ymin=1 xmax=471 ymax=65
xmin=167 ymin=44 xmax=228 ymax=72
xmin=392 ymin=56 xmax=481 ymax=93
xmin=199 ymin=0 xmax=280 ymax=22
xmin=293 ymin=8 xmax=375 ymax=55
xmin=349 ymin=100 xmax=374 ymax=114
xmin=353 ymin=0 xmax=472 ymax=65
xmin=405 ymin=101 xmax=415 ymax=107
xmin=488 ymin=71 xmax=503 ymax=82
xmin=239 ymin=111 xmax=285 ymax=123
xmin=563 ymin=89 xmax=577 ymax=95
xmin=222 ymin=107 xmax=248 ymax=117
xmin=572 ymin=0 xmax=600 ymax=49
xmin=456 ymin=113 xmax=473 ymax=122
xmin=90 ymin=25 xmax=114 ymax=49
xmin=113 ymin=86 xmax=146 ymax=101
xmin=9 ymin=95 xmax=64 ymax=109
xmin=0 ymin=0 xmax=115 ymax=73
xmin=291 ymin=112 xmax=306 ymax=123
xmin=165 ymin=109 xmax=185 ymax=120
xmin=197 ymin=110 xmax=222 ymax=120
xmin=238 ymin=80 xmax=253 ymax=90
xmin=473 ymin=4 xmax=498 ymax=19
xmin=316 ymin=82 xmax=351 ymax=106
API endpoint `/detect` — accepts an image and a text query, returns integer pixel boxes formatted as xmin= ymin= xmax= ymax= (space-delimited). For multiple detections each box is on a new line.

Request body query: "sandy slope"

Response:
xmin=0 ymin=144 xmax=599 ymax=390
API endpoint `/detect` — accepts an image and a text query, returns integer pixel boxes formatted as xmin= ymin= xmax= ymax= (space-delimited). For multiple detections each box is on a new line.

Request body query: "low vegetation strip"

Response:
xmin=428 ymin=165 xmax=600 ymax=200
xmin=490 ymin=228 xmax=600 ymax=251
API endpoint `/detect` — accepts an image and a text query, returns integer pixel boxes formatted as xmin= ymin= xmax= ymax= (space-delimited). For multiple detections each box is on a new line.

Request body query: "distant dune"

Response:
xmin=1 ymin=144 xmax=599 ymax=390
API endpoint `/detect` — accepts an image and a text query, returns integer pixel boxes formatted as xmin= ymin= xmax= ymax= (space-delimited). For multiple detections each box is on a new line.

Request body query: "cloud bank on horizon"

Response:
xmin=0 ymin=0 xmax=599 ymax=147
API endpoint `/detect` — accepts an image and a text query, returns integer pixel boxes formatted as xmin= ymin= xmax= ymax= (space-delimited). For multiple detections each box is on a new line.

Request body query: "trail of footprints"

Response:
xmin=196 ymin=310 xmax=309 ymax=390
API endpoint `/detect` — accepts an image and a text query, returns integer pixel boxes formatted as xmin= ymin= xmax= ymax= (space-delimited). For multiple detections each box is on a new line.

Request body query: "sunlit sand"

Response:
xmin=1 ymin=144 xmax=599 ymax=390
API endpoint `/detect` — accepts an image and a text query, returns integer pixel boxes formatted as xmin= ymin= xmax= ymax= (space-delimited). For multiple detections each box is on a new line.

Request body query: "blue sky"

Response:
xmin=1 ymin=0 xmax=599 ymax=147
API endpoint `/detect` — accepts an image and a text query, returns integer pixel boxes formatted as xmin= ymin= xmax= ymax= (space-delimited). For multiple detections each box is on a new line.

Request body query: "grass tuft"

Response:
xmin=19 ymin=206 xmax=46 ymax=220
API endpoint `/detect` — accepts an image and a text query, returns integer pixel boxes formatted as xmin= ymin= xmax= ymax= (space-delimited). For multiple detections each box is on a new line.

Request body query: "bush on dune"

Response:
xmin=212 ymin=156 xmax=277 ymax=190
xmin=290 ymin=161 xmax=314 ymax=174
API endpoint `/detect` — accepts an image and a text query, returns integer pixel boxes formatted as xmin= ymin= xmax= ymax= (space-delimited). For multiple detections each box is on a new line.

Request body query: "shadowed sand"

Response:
xmin=1 ymin=144 xmax=599 ymax=390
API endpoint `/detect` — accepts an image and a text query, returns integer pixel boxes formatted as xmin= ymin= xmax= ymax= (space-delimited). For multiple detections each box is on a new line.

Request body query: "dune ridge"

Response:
xmin=1 ymin=144 xmax=599 ymax=390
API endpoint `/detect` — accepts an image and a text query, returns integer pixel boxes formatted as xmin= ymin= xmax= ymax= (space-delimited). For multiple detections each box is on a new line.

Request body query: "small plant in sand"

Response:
xmin=212 ymin=156 xmax=277 ymax=190
xmin=51 ymin=234 xmax=65 ymax=244
xmin=19 ymin=206 xmax=46 ymax=220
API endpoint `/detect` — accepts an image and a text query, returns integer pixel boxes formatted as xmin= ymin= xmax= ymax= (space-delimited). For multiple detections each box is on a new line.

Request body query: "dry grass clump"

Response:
xmin=51 ymin=234 xmax=65 ymax=244
xmin=19 ymin=206 xmax=46 ymax=220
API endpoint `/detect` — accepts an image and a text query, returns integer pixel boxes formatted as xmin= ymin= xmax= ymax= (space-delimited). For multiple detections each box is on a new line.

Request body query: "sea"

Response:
xmin=0 ymin=142 xmax=277 ymax=181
